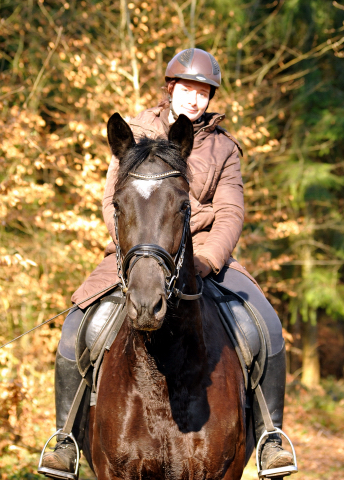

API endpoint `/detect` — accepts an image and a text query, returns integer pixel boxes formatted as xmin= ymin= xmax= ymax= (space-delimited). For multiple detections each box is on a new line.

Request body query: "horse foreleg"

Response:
xmin=89 ymin=406 xmax=119 ymax=480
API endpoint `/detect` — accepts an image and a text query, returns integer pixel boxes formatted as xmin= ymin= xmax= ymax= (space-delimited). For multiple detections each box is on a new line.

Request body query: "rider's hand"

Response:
xmin=193 ymin=255 xmax=212 ymax=278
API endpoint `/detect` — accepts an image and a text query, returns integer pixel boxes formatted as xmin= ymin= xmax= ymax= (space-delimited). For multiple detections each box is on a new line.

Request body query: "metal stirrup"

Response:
xmin=37 ymin=429 xmax=80 ymax=480
xmin=254 ymin=385 xmax=298 ymax=478
xmin=256 ymin=427 xmax=298 ymax=478
xmin=37 ymin=378 xmax=87 ymax=479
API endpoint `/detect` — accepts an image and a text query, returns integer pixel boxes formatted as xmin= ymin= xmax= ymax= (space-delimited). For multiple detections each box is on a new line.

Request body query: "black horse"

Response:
xmin=84 ymin=113 xmax=252 ymax=479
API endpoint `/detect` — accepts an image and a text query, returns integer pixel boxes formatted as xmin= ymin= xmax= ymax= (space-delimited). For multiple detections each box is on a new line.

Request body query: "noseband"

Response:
xmin=113 ymin=171 xmax=202 ymax=302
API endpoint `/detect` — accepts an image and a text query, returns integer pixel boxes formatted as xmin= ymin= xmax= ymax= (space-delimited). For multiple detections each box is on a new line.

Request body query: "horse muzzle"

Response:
xmin=126 ymin=290 xmax=167 ymax=331
xmin=127 ymin=290 xmax=167 ymax=331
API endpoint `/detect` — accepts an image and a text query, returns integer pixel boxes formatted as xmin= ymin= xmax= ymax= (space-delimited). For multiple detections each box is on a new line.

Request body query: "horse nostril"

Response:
xmin=127 ymin=294 xmax=138 ymax=320
xmin=153 ymin=295 xmax=167 ymax=322
xmin=153 ymin=297 xmax=163 ymax=316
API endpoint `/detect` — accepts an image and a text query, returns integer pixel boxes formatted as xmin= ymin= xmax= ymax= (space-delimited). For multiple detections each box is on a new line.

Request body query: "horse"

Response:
xmin=84 ymin=113 xmax=252 ymax=479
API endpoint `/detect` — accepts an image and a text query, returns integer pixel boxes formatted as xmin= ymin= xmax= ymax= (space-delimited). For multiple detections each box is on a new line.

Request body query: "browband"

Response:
xmin=129 ymin=171 xmax=189 ymax=183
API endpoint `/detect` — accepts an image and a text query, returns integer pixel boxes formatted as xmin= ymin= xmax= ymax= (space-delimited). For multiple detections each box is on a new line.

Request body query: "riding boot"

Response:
xmin=252 ymin=344 xmax=295 ymax=476
xmin=40 ymin=346 xmax=81 ymax=474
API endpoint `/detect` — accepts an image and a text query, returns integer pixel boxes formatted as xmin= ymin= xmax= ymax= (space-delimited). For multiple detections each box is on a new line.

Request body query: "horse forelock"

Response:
xmin=115 ymin=136 xmax=189 ymax=190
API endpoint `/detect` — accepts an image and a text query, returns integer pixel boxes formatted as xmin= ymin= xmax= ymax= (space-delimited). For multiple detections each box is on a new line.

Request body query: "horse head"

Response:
xmin=107 ymin=112 xmax=194 ymax=331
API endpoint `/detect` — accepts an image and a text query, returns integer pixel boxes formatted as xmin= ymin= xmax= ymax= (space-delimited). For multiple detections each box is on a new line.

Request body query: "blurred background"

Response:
xmin=0 ymin=0 xmax=344 ymax=478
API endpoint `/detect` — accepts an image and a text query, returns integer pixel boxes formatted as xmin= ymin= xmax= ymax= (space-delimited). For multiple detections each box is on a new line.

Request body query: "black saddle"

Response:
xmin=204 ymin=278 xmax=266 ymax=390
xmin=75 ymin=279 xmax=267 ymax=399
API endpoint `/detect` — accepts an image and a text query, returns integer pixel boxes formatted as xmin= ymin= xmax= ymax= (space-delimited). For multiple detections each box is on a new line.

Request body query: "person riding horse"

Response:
xmin=40 ymin=49 xmax=295 ymax=477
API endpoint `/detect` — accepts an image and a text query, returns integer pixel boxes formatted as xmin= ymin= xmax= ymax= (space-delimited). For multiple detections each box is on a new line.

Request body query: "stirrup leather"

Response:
xmin=256 ymin=427 xmax=298 ymax=478
xmin=37 ymin=429 xmax=80 ymax=480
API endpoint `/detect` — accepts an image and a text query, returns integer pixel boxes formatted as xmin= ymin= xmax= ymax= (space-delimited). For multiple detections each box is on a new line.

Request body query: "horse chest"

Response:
xmin=101 ymin=344 xmax=210 ymax=440
xmin=93 ymin=334 xmax=245 ymax=480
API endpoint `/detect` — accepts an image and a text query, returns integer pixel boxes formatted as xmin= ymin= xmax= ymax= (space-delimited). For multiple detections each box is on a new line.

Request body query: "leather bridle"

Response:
xmin=113 ymin=170 xmax=203 ymax=302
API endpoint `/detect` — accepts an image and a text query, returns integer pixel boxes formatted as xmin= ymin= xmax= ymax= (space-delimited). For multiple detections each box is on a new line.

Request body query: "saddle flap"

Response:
xmin=86 ymin=294 xmax=125 ymax=362
xmin=218 ymin=296 xmax=260 ymax=366
xmin=75 ymin=290 xmax=125 ymax=378
xmin=204 ymin=278 xmax=267 ymax=390
xmin=75 ymin=303 xmax=99 ymax=377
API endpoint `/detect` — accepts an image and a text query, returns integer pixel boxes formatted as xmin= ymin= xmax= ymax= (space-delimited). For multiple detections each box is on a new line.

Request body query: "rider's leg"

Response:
xmin=252 ymin=343 xmax=295 ymax=470
xmin=41 ymin=306 xmax=85 ymax=473
xmin=215 ymin=267 xmax=294 ymax=471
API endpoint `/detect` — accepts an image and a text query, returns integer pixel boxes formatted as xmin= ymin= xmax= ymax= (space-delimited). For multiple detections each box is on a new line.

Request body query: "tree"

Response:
xmin=1 ymin=0 xmax=344 ymax=472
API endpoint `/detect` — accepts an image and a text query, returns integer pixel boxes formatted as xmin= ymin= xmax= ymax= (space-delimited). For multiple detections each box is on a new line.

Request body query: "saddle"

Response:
xmin=52 ymin=283 xmax=265 ymax=436
xmin=75 ymin=288 xmax=127 ymax=406
xmin=75 ymin=278 xmax=266 ymax=401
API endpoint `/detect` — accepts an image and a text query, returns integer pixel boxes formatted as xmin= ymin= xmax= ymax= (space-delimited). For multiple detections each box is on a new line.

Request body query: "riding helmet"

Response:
xmin=165 ymin=48 xmax=221 ymax=88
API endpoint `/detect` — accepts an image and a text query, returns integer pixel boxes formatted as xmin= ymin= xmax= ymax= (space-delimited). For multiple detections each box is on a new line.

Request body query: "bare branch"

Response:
xmin=273 ymin=35 xmax=344 ymax=75
xmin=256 ymin=45 xmax=286 ymax=85
xmin=0 ymin=86 xmax=25 ymax=101
xmin=120 ymin=0 xmax=140 ymax=112
xmin=172 ymin=1 xmax=192 ymax=44
xmin=240 ymin=0 xmax=285 ymax=48
xmin=190 ymin=0 xmax=197 ymax=48
xmin=276 ymin=68 xmax=313 ymax=83
xmin=333 ymin=1 xmax=344 ymax=10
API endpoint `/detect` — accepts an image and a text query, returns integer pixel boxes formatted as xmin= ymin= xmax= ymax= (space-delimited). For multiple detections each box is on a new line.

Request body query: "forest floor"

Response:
xmin=0 ymin=375 xmax=343 ymax=479
xmin=242 ymin=375 xmax=344 ymax=480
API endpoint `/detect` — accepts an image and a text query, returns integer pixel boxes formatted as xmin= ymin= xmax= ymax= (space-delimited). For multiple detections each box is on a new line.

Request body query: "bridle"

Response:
xmin=113 ymin=170 xmax=203 ymax=302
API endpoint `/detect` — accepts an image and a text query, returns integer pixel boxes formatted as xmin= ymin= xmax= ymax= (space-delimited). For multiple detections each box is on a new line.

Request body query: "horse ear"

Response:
xmin=168 ymin=114 xmax=194 ymax=159
xmin=107 ymin=112 xmax=136 ymax=160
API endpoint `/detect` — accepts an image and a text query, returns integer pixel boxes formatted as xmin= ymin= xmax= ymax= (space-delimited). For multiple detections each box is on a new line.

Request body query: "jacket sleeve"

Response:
xmin=102 ymin=154 xmax=120 ymax=242
xmin=195 ymin=143 xmax=244 ymax=273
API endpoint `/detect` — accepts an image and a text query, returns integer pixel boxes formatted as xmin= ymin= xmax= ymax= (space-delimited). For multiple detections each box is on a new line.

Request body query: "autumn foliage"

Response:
xmin=1 ymin=0 xmax=344 ymax=476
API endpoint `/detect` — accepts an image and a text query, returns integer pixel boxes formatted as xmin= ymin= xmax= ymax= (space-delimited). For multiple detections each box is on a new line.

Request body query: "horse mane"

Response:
xmin=115 ymin=136 xmax=190 ymax=190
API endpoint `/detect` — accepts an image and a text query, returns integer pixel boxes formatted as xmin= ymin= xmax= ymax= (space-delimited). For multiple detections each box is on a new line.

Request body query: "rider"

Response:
xmin=40 ymin=48 xmax=295 ymax=477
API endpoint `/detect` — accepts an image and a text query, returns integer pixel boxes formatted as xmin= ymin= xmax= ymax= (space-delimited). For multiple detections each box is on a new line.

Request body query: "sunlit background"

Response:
xmin=1 ymin=0 xmax=344 ymax=477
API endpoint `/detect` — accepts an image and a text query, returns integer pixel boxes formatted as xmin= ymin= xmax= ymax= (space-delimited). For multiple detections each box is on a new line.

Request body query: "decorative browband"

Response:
xmin=129 ymin=171 xmax=188 ymax=183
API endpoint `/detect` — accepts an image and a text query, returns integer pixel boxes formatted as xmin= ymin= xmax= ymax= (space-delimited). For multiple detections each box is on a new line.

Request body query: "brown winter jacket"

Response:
xmin=72 ymin=106 xmax=259 ymax=308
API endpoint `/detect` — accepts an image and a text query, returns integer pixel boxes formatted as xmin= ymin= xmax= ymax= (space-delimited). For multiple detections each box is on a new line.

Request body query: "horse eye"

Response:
xmin=180 ymin=201 xmax=190 ymax=213
xmin=113 ymin=201 xmax=120 ymax=213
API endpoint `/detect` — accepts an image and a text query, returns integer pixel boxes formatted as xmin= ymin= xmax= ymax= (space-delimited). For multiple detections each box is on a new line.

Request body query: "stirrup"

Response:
xmin=37 ymin=429 xmax=80 ymax=480
xmin=256 ymin=427 xmax=298 ymax=478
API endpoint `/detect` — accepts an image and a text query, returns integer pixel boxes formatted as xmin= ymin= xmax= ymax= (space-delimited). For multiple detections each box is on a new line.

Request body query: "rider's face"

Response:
xmin=171 ymin=80 xmax=211 ymax=122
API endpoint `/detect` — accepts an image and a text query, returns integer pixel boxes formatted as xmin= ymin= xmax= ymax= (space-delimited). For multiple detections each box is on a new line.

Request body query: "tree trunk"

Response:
xmin=300 ymin=243 xmax=320 ymax=388
xmin=301 ymin=319 xmax=320 ymax=388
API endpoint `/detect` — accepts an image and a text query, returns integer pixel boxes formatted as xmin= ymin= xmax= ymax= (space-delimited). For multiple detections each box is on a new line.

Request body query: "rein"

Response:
xmin=114 ymin=170 xmax=203 ymax=302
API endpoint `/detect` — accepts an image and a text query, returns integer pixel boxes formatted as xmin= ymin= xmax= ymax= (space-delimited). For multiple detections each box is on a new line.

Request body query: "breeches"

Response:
xmin=60 ymin=267 xmax=283 ymax=360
